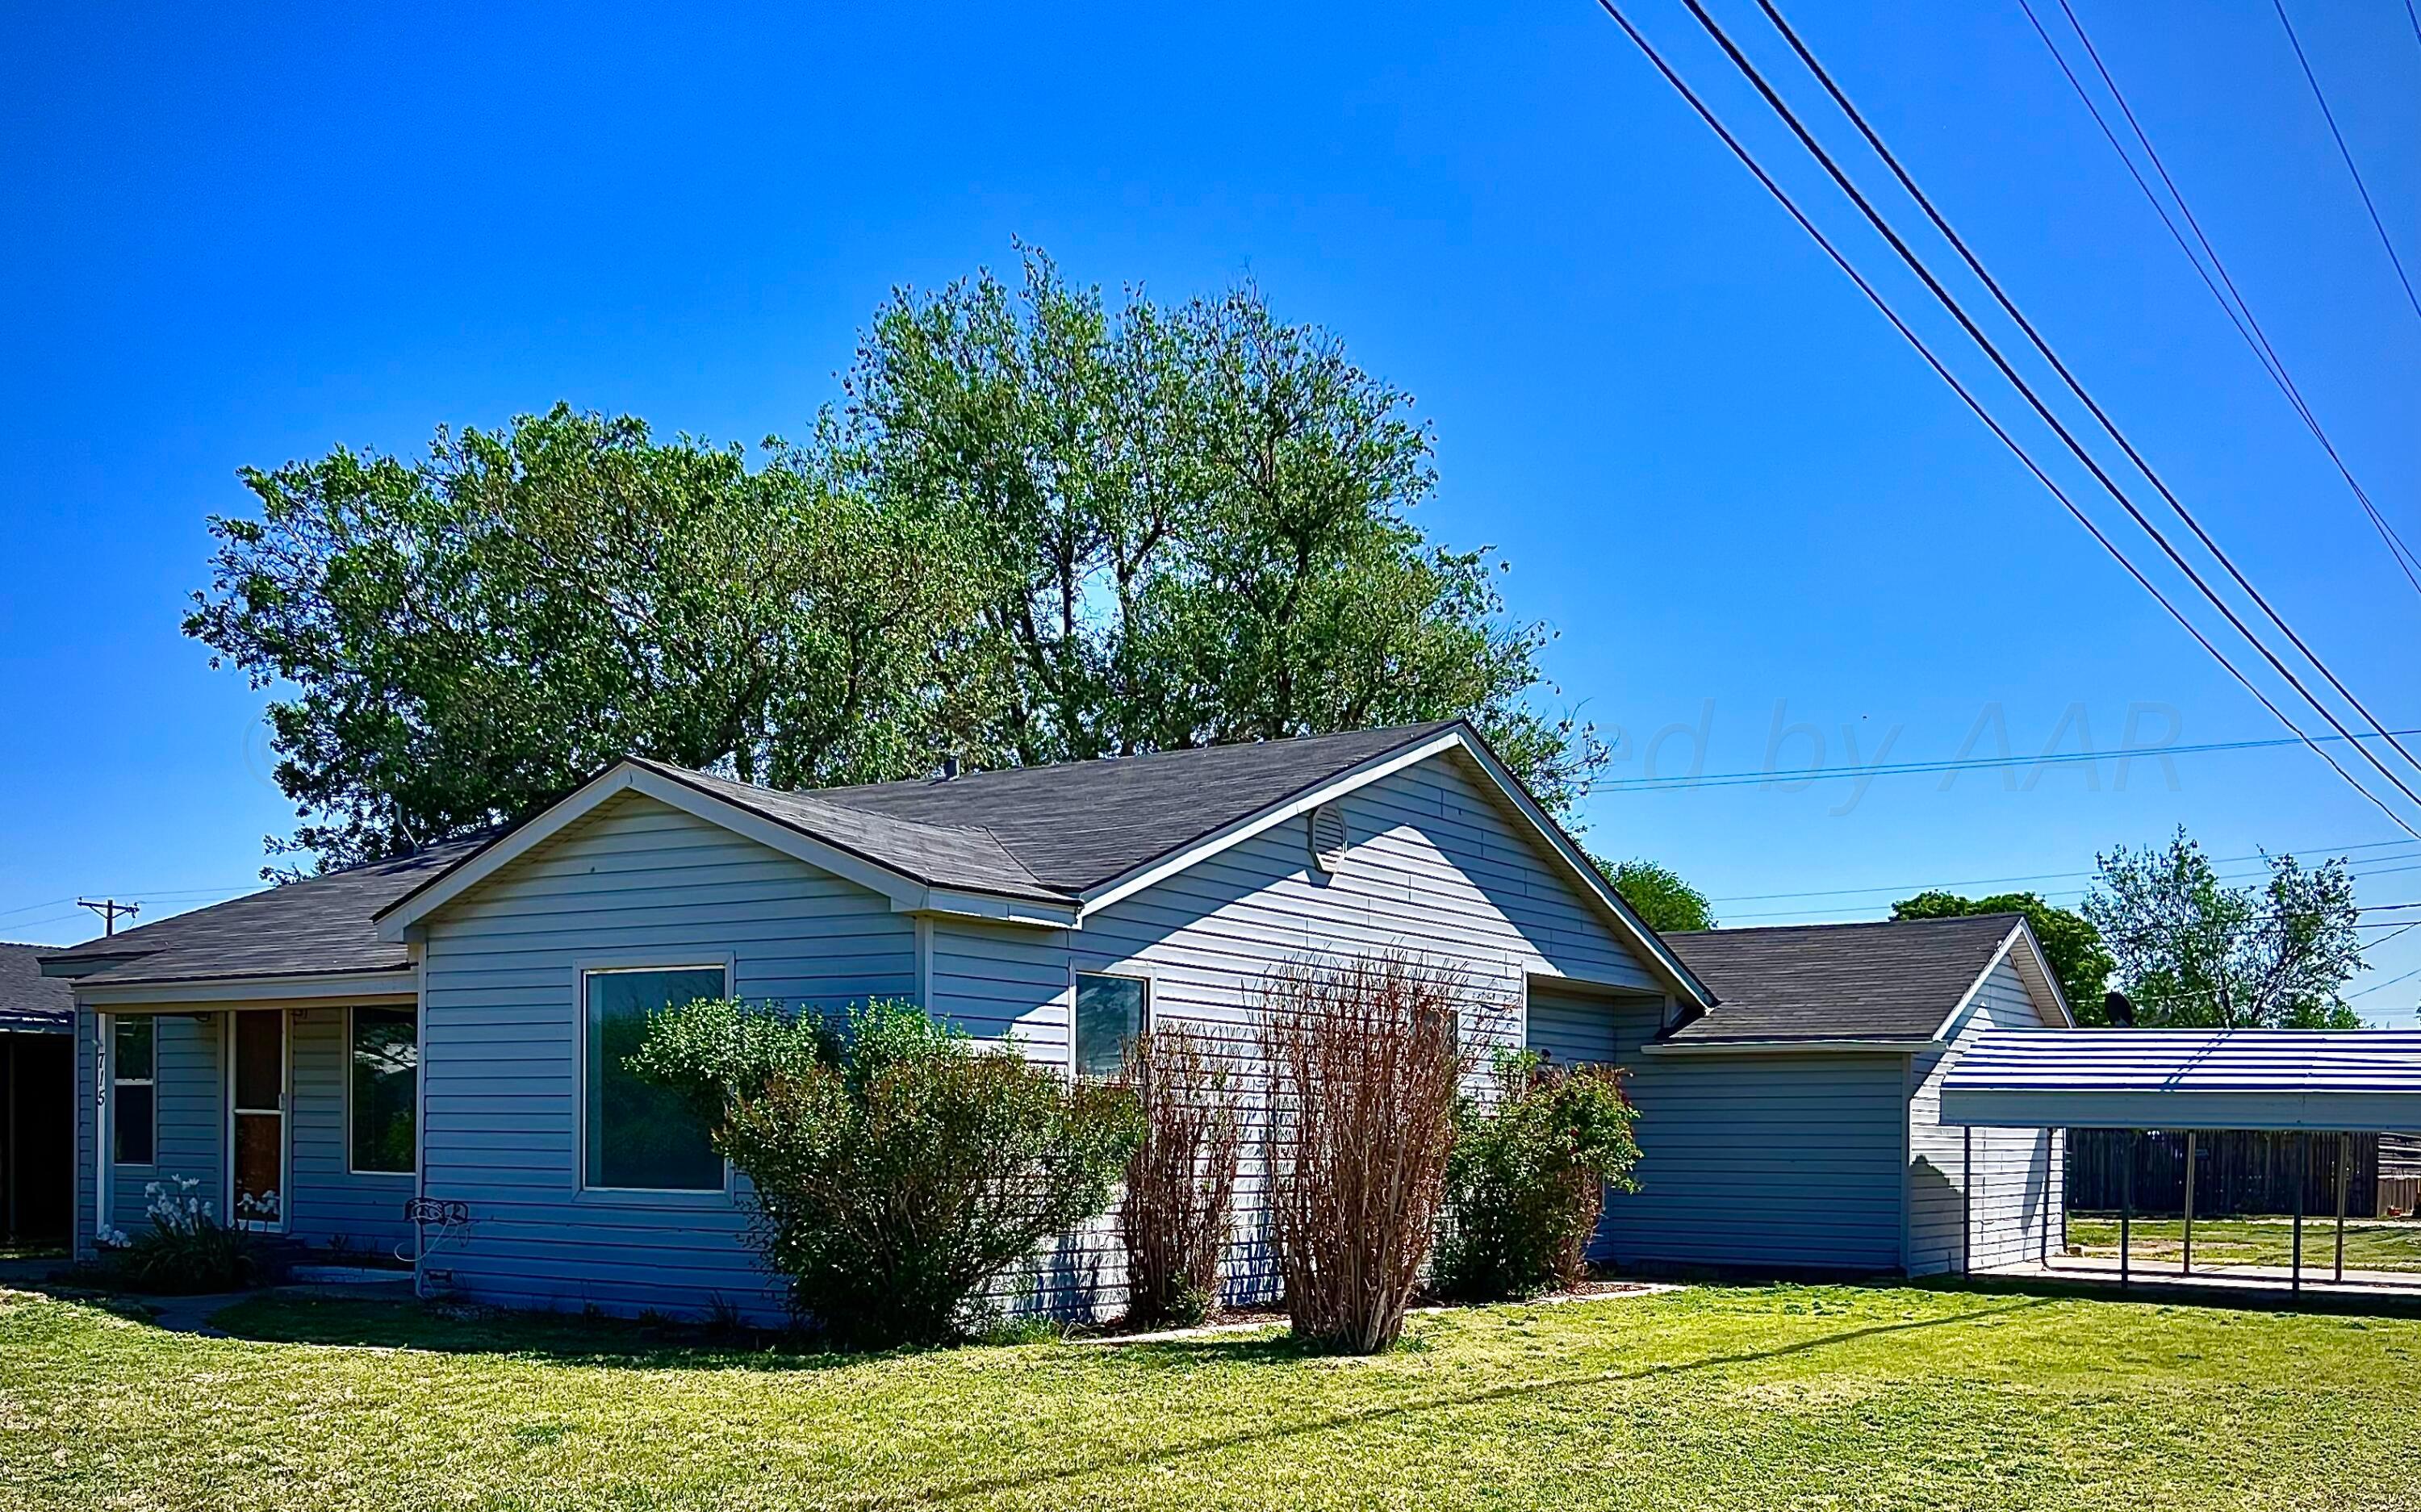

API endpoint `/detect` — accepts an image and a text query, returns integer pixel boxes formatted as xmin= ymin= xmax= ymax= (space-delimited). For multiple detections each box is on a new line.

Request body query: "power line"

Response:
xmin=1719 ymin=855 xmax=2421 ymax=922
xmin=1705 ymin=834 xmax=2420 ymax=904
xmin=1602 ymin=725 xmax=2421 ymax=795
xmin=2021 ymin=0 xmax=2421 ymax=600
xmin=2271 ymin=0 xmax=2421 ymax=324
xmin=1678 ymin=0 xmax=2421 ymax=821
xmin=1582 ymin=0 xmax=2421 ymax=842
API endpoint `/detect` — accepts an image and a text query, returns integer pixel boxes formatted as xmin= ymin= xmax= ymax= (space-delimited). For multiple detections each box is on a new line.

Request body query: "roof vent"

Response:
xmin=1307 ymin=803 xmax=1348 ymax=874
xmin=939 ymin=754 xmax=961 ymax=782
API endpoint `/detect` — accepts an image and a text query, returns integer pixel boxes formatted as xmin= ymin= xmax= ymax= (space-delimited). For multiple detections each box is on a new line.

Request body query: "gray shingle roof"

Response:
xmin=40 ymin=836 xmax=489 ymax=988
xmin=1662 ymin=913 xmax=2026 ymax=1043
xmin=799 ymin=721 xmax=1464 ymax=895
xmin=0 ymin=943 xmax=75 ymax=1032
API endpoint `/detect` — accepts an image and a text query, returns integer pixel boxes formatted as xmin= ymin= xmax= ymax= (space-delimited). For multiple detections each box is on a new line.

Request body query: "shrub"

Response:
xmin=1256 ymin=953 xmax=1478 ymax=1353
xmin=1435 ymin=1050 xmax=1641 ymax=1302
xmin=1118 ymin=1022 xmax=1244 ymax=1330
xmin=101 ymin=1177 xmax=257 ymax=1294
xmin=633 ymin=997 xmax=1142 ymax=1350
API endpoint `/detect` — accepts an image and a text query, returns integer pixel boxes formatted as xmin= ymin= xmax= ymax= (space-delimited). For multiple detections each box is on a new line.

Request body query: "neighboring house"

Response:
xmin=45 ymin=720 xmax=2063 ymax=1317
xmin=2 ymin=942 xmax=76 ymax=1245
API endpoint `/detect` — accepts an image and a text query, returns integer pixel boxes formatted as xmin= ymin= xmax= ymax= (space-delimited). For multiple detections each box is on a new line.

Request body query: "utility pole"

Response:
xmin=76 ymin=898 xmax=140 ymax=937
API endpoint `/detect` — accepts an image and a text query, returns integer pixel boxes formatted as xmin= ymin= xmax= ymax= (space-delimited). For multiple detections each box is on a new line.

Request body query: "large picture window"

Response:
xmin=111 ymin=1016 xmax=155 ymax=1166
xmin=349 ymin=1008 xmax=418 ymax=1175
xmin=583 ymin=966 xmax=728 ymax=1192
xmin=1074 ymin=973 xmax=1148 ymax=1079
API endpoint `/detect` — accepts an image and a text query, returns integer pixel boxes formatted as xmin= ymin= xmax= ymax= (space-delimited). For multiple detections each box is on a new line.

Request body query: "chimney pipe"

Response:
xmin=940 ymin=754 xmax=961 ymax=781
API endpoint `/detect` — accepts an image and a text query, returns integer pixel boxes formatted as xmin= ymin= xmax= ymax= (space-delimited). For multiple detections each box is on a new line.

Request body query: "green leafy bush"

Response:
xmin=99 ymin=1177 xmax=259 ymax=1294
xmin=633 ymin=997 xmax=1142 ymax=1349
xmin=1435 ymin=1051 xmax=1640 ymax=1303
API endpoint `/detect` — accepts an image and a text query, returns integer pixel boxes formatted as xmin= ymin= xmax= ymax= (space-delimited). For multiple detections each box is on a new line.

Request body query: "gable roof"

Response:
xmin=38 ymin=836 xmax=487 ymax=990
xmin=0 ymin=943 xmax=74 ymax=1032
xmin=1660 ymin=913 xmax=2065 ymax=1046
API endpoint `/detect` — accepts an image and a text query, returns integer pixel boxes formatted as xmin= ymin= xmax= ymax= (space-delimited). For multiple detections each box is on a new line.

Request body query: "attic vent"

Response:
xmin=1307 ymin=803 xmax=1348 ymax=874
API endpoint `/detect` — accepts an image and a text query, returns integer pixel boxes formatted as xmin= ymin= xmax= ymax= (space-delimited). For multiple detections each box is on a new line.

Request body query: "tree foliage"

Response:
xmin=1891 ymin=890 xmax=2115 ymax=1022
xmin=188 ymin=407 xmax=991 ymax=868
xmin=190 ymin=248 xmax=1600 ymax=869
xmin=631 ymin=997 xmax=1142 ymax=1349
xmin=2079 ymin=829 xmax=2365 ymax=1029
xmin=1594 ymin=857 xmax=1715 ymax=934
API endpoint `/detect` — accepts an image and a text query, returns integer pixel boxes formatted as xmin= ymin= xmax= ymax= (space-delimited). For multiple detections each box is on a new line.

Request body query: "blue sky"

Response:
xmin=3 ymin=2 xmax=2417 ymax=1019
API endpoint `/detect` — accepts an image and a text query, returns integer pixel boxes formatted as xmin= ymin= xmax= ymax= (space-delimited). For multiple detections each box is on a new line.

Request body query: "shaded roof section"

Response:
xmin=40 ymin=837 xmax=487 ymax=988
xmin=1662 ymin=913 xmax=2030 ymax=1043
xmin=0 ymin=943 xmax=75 ymax=1032
xmin=797 ymin=720 xmax=1463 ymax=896
xmin=1942 ymin=1029 xmax=2421 ymax=1133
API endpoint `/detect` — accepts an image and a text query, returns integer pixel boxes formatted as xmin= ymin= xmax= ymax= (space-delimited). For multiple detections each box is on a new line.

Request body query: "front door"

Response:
xmin=229 ymin=1010 xmax=286 ymax=1231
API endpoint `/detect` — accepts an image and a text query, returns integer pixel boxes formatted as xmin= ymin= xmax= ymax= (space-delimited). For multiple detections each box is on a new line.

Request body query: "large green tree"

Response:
xmin=190 ymin=248 xmax=1599 ymax=868
xmin=833 ymin=244 xmax=1600 ymax=808
xmin=189 ymin=407 xmax=994 ymax=868
xmin=2079 ymin=829 xmax=2365 ymax=1029
xmin=1890 ymin=890 xmax=2114 ymax=1022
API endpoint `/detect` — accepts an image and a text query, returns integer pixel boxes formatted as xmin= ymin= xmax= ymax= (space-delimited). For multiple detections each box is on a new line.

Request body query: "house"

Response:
xmin=45 ymin=720 xmax=2064 ymax=1317
xmin=2 ymin=942 xmax=76 ymax=1245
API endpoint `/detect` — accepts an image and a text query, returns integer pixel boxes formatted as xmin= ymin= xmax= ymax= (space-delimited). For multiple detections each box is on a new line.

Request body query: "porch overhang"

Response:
xmin=74 ymin=969 xmax=420 ymax=1010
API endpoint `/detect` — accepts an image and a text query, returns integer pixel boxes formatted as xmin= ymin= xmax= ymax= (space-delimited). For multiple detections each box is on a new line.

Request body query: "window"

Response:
xmin=112 ymin=1017 xmax=155 ymax=1165
xmin=583 ymin=967 xmax=728 ymax=1191
xmin=1073 ymin=973 xmax=1148 ymax=1079
xmin=349 ymin=1008 xmax=418 ymax=1175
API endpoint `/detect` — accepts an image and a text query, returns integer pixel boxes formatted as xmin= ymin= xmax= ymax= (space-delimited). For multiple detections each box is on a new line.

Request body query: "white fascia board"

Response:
xmin=1926 ymin=922 xmax=2075 ymax=1043
xmin=77 ymin=970 xmax=420 ymax=1009
xmin=1642 ymin=1037 xmax=1945 ymax=1056
xmin=1077 ymin=729 xmax=1466 ymax=918
xmin=377 ymin=764 xmax=928 ymax=941
xmin=1074 ymin=725 xmax=1716 ymax=1012
xmin=907 ymin=889 xmax=1079 ymax=928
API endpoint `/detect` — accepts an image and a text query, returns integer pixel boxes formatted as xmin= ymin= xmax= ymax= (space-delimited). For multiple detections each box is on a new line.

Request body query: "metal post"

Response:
xmin=2182 ymin=1130 xmax=2197 ymax=1276
xmin=2122 ymin=1129 xmax=2135 ymax=1293
xmin=2335 ymin=1133 xmax=2350 ymax=1284
xmin=2292 ymin=1132 xmax=2306 ymax=1295
xmin=1961 ymin=1125 xmax=1973 ymax=1276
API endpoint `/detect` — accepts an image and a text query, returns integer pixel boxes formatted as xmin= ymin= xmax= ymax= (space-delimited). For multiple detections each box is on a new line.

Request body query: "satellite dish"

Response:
xmin=2103 ymin=990 xmax=2137 ymax=1028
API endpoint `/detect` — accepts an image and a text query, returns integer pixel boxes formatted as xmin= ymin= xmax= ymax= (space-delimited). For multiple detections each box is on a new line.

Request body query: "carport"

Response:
xmin=1940 ymin=1030 xmax=2421 ymax=1294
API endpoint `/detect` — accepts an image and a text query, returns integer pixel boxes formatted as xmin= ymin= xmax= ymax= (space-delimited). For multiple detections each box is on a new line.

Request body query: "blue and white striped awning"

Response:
xmin=1940 ymin=1030 xmax=2421 ymax=1133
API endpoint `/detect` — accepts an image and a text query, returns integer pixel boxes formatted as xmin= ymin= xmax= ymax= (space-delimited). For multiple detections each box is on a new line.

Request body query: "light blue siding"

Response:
xmin=417 ymin=792 xmax=916 ymax=1321
xmin=75 ymin=1010 xmax=224 ymax=1245
xmin=925 ymin=750 xmax=1668 ymax=1316
xmin=287 ymin=1007 xmax=417 ymax=1259
xmin=1528 ymin=988 xmax=1910 ymax=1275
xmin=1907 ymin=957 xmax=2063 ymax=1275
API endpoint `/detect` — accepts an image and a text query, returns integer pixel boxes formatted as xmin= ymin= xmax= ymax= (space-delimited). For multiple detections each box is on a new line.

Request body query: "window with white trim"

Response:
xmin=583 ymin=966 xmax=728 ymax=1191
xmin=112 ymin=1016 xmax=156 ymax=1166
xmin=349 ymin=1007 xmax=418 ymax=1175
xmin=1073 ymin=973 xmax=1148 ymax=1079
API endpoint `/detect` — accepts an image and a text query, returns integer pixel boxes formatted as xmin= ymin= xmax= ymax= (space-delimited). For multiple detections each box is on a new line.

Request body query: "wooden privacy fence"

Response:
xmin=2065 ymin=1129 xmax=2381 ymax=1218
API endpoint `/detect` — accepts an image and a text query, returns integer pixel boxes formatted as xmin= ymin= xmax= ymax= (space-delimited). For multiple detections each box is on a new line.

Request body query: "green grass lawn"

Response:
xmin=2068 ymin=1215 xmax=2421 ymax=1272
xmin=5 ymin=1282 xmax=2419 ymax=1511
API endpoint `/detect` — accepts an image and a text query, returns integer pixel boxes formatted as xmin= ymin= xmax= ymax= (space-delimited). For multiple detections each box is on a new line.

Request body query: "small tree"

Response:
xmin=1435 ymin=1051 xmax=1641 ymax=1302
xmin=633 ymin=997 xmax=1142 ymax=1348
xmin=1592 ymin=856 xmax=1716 ymax=933
xmin=1256 ymin=954 xmax=1478 ymax=1353
xmin=1118 ymin=1022 xmax=1245 ymax=1330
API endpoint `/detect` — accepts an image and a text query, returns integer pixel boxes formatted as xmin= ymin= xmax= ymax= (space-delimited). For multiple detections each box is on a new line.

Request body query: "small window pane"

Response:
xmin=113 ymin=1017 xmax=153 ymax=1080
xmin=585 ymin=968 xmax=726 ymax=1191
xmin=233 ymin=1011 xmax=283 ymax=1113
xmin=350 ymin=1008 xmax=418 ymax=1174
xmin=1074 ymin=975 xmax=1147 ymax=1078
xmin=114 ymin=1085 xmax=155 ymax=1165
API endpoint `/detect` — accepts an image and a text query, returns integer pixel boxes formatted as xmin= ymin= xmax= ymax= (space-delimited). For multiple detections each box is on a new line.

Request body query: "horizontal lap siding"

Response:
xmin=927 ymin=751 xmax=1665 ymax=1318
xmin=1908 ymin=959 xmax=2061 ymax=1275
xmin=1530 ymin=990 xmax=1908 ymax=1273
xmin=288 ymin=1009 xmax=416 ymax=1259
xmin=420 ymin=793 xmax=915 ymax=1322
xmin=77 ymin=1012 xmax=224 ymax=1240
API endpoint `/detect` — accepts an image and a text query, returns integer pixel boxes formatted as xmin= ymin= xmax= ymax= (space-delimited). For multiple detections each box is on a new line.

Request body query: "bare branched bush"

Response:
xmin=1118 ymin=1021 xmax=1246 ymax=1329
xmin=1256 ymin=953 xmax=1481 ymax=1353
